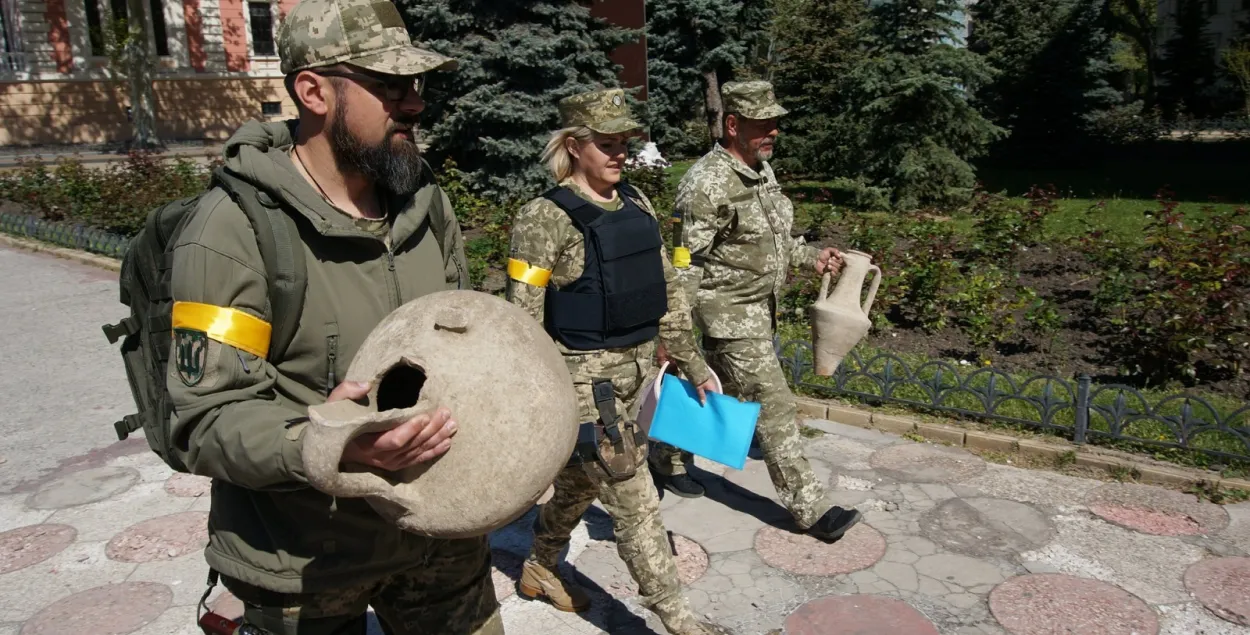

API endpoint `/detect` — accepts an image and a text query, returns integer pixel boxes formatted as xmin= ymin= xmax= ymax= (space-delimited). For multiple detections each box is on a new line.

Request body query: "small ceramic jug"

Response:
xmin=809 ymin=249 xmax=881 ymax=376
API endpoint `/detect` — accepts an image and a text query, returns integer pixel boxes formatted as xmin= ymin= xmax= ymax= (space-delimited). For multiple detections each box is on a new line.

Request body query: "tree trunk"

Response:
xmin=704 ymin=69 xmax=722 ymax=141
xmin=126 ymin=0 xmax=161 ymax=149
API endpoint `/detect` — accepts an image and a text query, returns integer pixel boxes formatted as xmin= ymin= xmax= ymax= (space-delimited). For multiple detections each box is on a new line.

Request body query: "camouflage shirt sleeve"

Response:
xmin=504 ymin=198 xmax=566 ymax=324
xmin=635 ymin=192 xmax=711 ymax=386
xmin=673 ymin=180 xmax=732 ymax=305
xmin=789 ymin=233 xmax=821 ymax=273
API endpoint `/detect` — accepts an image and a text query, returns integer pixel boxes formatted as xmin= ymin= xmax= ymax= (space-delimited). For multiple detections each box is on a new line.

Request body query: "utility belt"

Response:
xmin=567 ymin=378 xmax=647 ymax=480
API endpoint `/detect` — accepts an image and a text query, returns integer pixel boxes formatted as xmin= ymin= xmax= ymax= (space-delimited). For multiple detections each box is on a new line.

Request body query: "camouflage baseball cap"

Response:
xmin=558 ymin=88 xmax=643 ymax=134
xmin=721 ymin=80 xmax=788 ymax=120
xmin=278 ymin=0 xmax=457 ymax=76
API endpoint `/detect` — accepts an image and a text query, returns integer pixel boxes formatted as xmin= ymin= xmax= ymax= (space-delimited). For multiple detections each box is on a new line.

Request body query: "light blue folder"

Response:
xmin=646 ymin=374 xmax=761 ymax=470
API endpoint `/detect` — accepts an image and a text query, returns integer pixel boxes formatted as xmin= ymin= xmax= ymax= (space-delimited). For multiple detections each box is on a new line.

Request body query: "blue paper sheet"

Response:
xmin=646 ymin=374 xmax=761 ymax=470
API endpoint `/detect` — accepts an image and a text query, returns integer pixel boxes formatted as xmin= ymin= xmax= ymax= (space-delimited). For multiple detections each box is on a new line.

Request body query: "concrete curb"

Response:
xmin=797 ymin=396 xmax=1250 ymax=495
xmin=0 ymin=234 xmax=122 ymax=272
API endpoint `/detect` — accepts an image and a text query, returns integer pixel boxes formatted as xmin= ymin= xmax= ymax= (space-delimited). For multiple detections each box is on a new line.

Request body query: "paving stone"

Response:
xmin=491 ymin=548 xmax=524 ymax=601
xmin=45 ymin=481 xmax=196 ymax=542
xmin=25 ymin=466 xmax=140 ymax=510
xmin=1184 ymin=557 xmax=1250 ymax=626
xmin=164 ymin=473 xmax=211 ymax=498
xmin=869 ymin=443 xmax=986 ymax=484
xmin=572 ymin=534 xmax=707 ymax=599
xmin=873 ymin=561 xmax=918 ymax=591
xmin=0 ymin=523 xmax=75 ymax=574
xmin=958 ymin=464 xmax=1102 ymax=508
xmin=755 ymin=523 xmax=885 ymax=576
xmin=106 ymin=512 xmax=209 ymax=563
xmin=1086 ymin=482 xmax=1229 ymax=536
xmin=0 ymin=494 xmax=54 ymax=533
xmin=208 ymin=590 xmax=244 ymax=621
xmin=686 ymin=550 xmax=806 ymax=634
xmin=989 ymin=574 xmax=1158 ymax=635
xmin=803 ymin=434 xmax=885 ymax=473
xmin=920 ymin=498 xmax=1055 ymax=558
xmin=1157 ymin=602 xmax=1250 ymax=635
xmin=108 ymin=452 xmax=175 ymax=485
xmin=1020 ymin=511 xmax=1205 ymax=605
xmin=914 ymin=554 xmax=1007 ymax=588
xmin=1216 ymin=502 xmax=1250 ymax=553
xmin=784 ymin=594 xmax=940 ymax=635
xmin=0 ymin=541 xmax=136 ymax=622
xmin=21 ymin=581 xmax=172 ymax=634
xmin=129 ymin=605 xmax=203 ymax=635
xmin=127 ymin=550 xmax=214 ymax=607
xmin=808 ymin=417 xmax=898 ymax=445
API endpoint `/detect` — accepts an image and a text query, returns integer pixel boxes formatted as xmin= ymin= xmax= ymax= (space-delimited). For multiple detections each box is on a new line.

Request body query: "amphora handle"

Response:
xmin=862 ymin=265 xmax=882 ymax=316
xmin=818 ymin=271 xmax=834 ymax=304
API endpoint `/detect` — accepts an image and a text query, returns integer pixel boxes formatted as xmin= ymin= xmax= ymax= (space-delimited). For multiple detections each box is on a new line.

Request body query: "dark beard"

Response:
xmin=328 ymin=100 xmax=424 ymax=196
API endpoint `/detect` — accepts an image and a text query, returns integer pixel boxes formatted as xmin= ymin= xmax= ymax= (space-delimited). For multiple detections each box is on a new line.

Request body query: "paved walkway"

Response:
xmin=3 ymin=244 xmax=1250 ymax=635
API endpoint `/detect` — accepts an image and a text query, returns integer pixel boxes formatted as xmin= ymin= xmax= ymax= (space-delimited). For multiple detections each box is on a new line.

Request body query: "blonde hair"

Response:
xmin=541 ymin=126 xmax=595 ymax=182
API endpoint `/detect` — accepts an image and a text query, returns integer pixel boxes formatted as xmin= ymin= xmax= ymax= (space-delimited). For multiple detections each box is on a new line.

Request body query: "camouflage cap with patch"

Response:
xmin=722 ymin=80 xmax=788 ymax=120
xmin=278 ymin=0 xmax=458 ymax=76
xmin=558 ymin=88 xmax=643 ymax=135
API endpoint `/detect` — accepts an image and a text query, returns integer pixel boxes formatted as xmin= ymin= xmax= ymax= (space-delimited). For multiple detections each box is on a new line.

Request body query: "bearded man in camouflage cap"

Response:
xmin=504 ymin=87 xmax=733 ymax=635
xmin=652 ymin=80 xmax=863 ymax=543
xmin=165 ymin=0 xmax=501 ymax=633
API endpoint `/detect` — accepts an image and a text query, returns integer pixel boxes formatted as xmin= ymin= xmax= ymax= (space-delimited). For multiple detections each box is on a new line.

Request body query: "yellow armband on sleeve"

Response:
xmin=672 ymin=247 xmax=692 ymax=269
xmin=507 ymin=258 xmax=552 ymax=287
xmin=171 ymin=301 xmax=272 ymax=358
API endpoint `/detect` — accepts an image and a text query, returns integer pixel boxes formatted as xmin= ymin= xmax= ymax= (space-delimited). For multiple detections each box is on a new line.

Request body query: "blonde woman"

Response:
xmin=504 ymin=88 xmax=731 ymax=635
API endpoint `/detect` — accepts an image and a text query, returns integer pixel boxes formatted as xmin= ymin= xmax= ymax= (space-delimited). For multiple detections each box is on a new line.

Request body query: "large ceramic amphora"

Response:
xmin=302 ymin=290 xmax=579 ymax=539
xmin=809 ymin=249 xmax=881 ymax=376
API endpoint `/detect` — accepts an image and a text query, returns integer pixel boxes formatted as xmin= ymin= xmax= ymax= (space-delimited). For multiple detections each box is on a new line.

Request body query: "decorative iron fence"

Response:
xmin=775 ymin=338 xmax=1250 ymax=463
xmin=0 ymin=212 xmax=131 ymax=259
xmin=3 ymin=210 xmax=1248 ymax=463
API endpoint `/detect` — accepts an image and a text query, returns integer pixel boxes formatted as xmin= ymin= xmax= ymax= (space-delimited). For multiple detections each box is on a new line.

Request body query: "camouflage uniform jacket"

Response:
xmin=673 ymin=144 xmax=819 ymax=339
xmin=505 ymin=179 xmax=712 ymax=416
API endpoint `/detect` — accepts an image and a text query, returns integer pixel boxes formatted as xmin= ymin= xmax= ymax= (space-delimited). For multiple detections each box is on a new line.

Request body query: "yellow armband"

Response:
xmin=507 ymin=258 xmax=552 ymax=287
xmin=171 ymin=301 xmax=272 ymax=358
xmin=672 ymin=247 xmax=692 ymax=269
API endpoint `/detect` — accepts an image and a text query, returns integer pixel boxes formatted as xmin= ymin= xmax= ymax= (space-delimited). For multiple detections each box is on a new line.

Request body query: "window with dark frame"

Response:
xmin=149 ymin=0 xmax=169 ymax=56
xmin=248 ymin=2 xmax=276 ymax=57
xmin=261 ymin=101 xmax=281 ymax=115
xmin=84 ymin=0 xmax=104 ymax=55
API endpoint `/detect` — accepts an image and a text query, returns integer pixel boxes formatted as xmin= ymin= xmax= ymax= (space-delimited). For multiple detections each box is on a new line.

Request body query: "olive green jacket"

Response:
xmin=167 ymin=119 xmax=468 ymax=592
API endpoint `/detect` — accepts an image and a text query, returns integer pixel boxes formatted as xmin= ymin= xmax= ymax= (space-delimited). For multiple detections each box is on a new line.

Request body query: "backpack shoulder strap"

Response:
xmin=542 ymin=186 xmax=602 ymax=230
xmin=211 ymin=167 xmax=306 ymax=364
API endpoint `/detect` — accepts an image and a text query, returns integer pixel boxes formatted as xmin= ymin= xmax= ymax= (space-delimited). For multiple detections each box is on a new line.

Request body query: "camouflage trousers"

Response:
xmin=651 ymin=336 xmax=831 ymax=529
xmin=222 ymin=536 xmax=502 ymax=635
xmin=529 ymin=350 xmax=703 ymax=634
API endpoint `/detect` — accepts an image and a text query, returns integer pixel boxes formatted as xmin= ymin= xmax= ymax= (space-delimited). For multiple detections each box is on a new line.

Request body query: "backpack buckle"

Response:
xmin=113 ymin=414 xmax=142 ymax=441
xmin=102 ymin=317 xmax=139 ymax=344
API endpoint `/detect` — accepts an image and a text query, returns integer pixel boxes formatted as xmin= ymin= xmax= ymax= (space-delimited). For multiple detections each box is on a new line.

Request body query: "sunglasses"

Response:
xmin=314 ymin=69 xmax=426 ymax=103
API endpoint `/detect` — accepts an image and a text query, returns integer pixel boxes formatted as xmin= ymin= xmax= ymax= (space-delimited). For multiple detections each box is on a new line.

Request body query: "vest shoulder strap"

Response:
xmin=542 ymin=186 xmax=603 ymax=230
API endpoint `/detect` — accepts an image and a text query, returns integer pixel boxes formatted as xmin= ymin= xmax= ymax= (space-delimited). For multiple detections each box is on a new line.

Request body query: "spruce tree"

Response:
xmin=844 ymin=0 xmax=1007 ymax=209
xmin=645 ymin=0 xmax=766 ymax=153
xmin=767 ymin=0 xmax=870 ymax=179
xmin=970 ymin=0 xmax=1126 ymax=160
xmin=1157 ymin=0 xmax=1220 ymax=119
xmin=397 ymin=1 xmax=637 ymax=202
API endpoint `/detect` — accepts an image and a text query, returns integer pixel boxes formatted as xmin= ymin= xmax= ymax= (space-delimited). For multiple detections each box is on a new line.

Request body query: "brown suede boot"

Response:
xmin=517 ymin=560 xmax=591 ymax=612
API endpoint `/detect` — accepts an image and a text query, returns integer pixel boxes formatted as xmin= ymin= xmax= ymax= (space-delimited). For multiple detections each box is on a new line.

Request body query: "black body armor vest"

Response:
xmin=542 ymin=184 xmax=669 ymax=351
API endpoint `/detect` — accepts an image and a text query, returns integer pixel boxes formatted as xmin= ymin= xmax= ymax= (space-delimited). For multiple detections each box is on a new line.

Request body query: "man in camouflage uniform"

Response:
xmin=506 ymin=89 xmax=732 ymax=635
xmin=165 ymin=0 xmax=501 ymax=632
xmin=654 ymin=81 xmax=863 ymax=543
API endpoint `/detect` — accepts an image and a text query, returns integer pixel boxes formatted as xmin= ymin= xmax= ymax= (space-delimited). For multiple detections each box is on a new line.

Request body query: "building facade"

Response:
xmin=0 ymin=0 xmax=648 ymax=147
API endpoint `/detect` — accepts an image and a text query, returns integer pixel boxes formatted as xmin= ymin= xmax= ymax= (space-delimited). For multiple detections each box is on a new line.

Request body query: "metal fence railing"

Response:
xmin=774 ymin=339 xmax=1250 ymax=463
xmin=0 ymin=212 xmax=131 ymax=259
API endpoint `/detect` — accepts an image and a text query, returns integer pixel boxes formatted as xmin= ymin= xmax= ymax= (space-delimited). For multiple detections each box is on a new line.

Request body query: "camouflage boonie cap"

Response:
xmin=278 ymin=0 xmax=458 ymax=76
xmin=721 ymin=80 xmax=788 ymax=120
xmin=558 ymin=88 xmax=643 ymax=134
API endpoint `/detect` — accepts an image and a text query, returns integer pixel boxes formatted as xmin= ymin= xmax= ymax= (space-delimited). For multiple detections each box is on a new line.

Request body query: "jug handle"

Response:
xmin=862 ymin=265 xmax=882 ymax=316
xmin=818 ymin=271 xmax=833 ymax=303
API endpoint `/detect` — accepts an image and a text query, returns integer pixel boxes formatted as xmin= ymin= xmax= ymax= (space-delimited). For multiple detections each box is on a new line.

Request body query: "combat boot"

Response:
xmin=517 ymin=560 xmax=591 ymax=612
xmin=662 ymin=473 xmax=706 ymax=498
xmin=806 ymin=505 xmax=862 ymax=543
